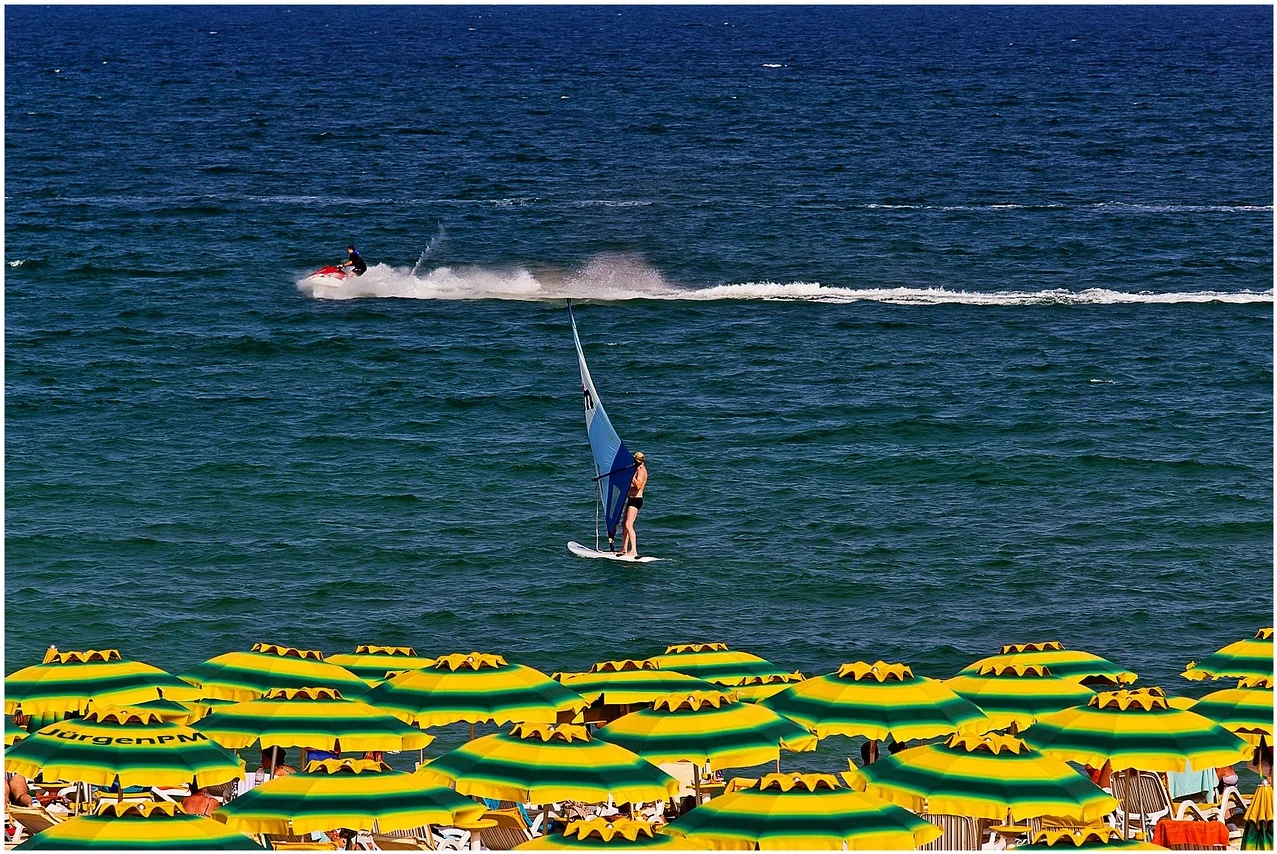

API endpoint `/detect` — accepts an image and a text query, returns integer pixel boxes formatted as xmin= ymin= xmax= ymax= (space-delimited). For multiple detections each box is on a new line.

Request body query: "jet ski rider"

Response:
xmin=340 ymin=245 xmax=367 ymax=277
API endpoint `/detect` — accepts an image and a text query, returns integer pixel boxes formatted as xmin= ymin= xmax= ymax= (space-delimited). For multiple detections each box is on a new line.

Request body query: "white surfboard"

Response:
xmin=568 ymin=541 xmax=660 ymax=563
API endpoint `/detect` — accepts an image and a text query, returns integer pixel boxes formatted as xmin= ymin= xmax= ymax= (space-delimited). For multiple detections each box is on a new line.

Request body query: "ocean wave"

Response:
xmin=298 ymin=256 xmax=1273 ymax=306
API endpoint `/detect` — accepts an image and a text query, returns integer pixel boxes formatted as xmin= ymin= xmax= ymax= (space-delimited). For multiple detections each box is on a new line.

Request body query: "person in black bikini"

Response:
xmin=619 ymin=451 xmax=646 ymax=557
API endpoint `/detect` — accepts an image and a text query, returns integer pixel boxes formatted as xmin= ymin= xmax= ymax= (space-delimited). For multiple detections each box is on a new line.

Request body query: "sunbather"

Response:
xmin=4 ymin=772 xmax=33 ymax=807
xmin=181 ymin=783 xmax=218 ymax=817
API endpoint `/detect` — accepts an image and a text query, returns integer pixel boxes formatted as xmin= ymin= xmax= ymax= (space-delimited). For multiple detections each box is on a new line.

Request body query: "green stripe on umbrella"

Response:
xmin=1170 ymin=676 xmax=1274 ymax=746
xmin=959 ymin=642 xmax=1137 ymax=687
xmin=554 ymin=660 xmax=723 ymax=707
xmin=761 ymin=661 xmax=989 ymax=741
xmin=516 ymin=818 xmax=693 ymax=849
xmin=1022 ymin=687 xmax=1252 ymax=773
xmin=191 ymin=686 xmax=433 ymax=752
xmin=215 ymin=758 xmax=485 ymax=836
xmin=6 ymin=718 xmax=29 ymax=746
xmin=14 ymin=801 xmax=263 ymax=850
xmin=649 ymin=644 xmax=802 ymax=687
xmin=597 ymin=691 xmax=817 ymax=771
xmin=6 ymin=648 xmax=202 ymax=716
xmin=943 ymin=663 xmax=1096 ymax=732
xmin=364 ymin=652 xmax=586 ymax=729
xmin=843 ymin=732 xmax=1118 ymax=822
xmin=5 ymin=707 xmax=245 ymax=788
xmin=180 ymin=644 xmax=368 ymax=702
xmin=1183 ymin=628 xmax=1274 ymax=683
xmin=416 ymin=722 xmax=679 ymax=804
xmin=326 ymin=645 xmax=436 ymax=685
xmin=659 ymin=772 xmax=942 ymax=850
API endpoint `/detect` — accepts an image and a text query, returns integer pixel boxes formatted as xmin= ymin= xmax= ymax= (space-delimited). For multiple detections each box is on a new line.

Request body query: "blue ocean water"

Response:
xmin=5 ymin=6 xmax=1272 ymax=763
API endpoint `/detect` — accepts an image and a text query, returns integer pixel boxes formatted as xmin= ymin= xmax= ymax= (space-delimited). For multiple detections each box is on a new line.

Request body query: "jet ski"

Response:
xmin=307 ymin=265 xmax=348 ymax=284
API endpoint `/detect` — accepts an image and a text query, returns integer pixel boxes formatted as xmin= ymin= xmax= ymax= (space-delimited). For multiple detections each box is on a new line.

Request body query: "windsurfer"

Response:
xmin=619 ymin=451 xmax=647 ymax=557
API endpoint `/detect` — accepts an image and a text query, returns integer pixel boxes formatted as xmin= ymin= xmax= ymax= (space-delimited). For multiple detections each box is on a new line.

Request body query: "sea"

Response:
xmin=5 ymin=6 xmax=1273 ymax=768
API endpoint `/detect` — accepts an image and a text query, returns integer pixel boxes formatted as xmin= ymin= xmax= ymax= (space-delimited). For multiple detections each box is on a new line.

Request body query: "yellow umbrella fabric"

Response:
xmin=555 ymin=660 xmax=724 ymax=707
xmin=5 ymin=648 xmax=203 ymax=715
xmin=1169 ymin=676 xmax=1273 ymax=747
xmin=515 ymin=818 xmax=694 ymax=849
xmin=179 ymin=644 xmax=368 ymax=702
xmin=326 ymin=645 xmax=436 ymax=685
xmin=943 ymin=663 xmax=1096 ymax=732
xmin=649 ymin=644 xmax=803 ymax=688
xmin=1183 ymin=629 xmax=1274 ymax=683
xmin=959 ymin=642 xmax=1137 ymax=686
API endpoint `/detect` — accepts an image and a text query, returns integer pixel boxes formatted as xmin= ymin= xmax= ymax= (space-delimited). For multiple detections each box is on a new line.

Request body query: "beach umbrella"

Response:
xmin=959 ymin=642 xmax=1137 ymax=687
xmin=416 ymin=722 xmax=679 ymax=804
xmin=843 ymin=731 xmax=1118 ymax=822
xmin=1241 ymin=783 xmax=1273 ymax=850
xmin=13 ymin=800 xmax=264 ymax=850
xmin=326 ymin=645 xmax=436 ymax=685
xmin=5 ymin=706 xmax=245 ymax=788
xmin=515 ymin=818 xmax=691 ymax=849
xmin=214 ymin=758 xmax=485 ymax=836
xmin=127 ymin=697 xmax=211 ymax=726
xmin=179 ymin=643 xmax=368 ymax=702
xmin=191 ymin=686 xmax=433 ymax=753
xmin=6 ymin=718 xmax=30 ymax=746
xmin=1182 ymin=628 xmax=1274 ymax=683
xmin=555 ymin=659 xmax=724 ymax=707
xmin=1022 ymin=687 xmax=1252 ymax=772
xmin=760 ymin=661 xmax=989 ymax=741
xmin=943 ymin=662 xmax=1096 ymax=732
xmin=1169 ymin=676 xmax=1273 ymax=746
xmin=649 ymin=643 xmax=803 ymax=688
xmin=364 ymin=652 xmax=587 ymax=731
xmin=659 ymin=772 xmax=942 ymax=850
xmin=5 ymin=648 xmax=202 ymax=716
xmin=1018 ymin=825 xmax=1166 ymax=850
xmin=596 ymin=691 xmax=817 ymax=771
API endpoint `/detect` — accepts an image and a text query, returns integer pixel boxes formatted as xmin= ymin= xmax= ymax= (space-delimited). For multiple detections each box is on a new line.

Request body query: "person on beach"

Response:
xmin=619 ymin=451 xmax=647 ymax=557
xmin=4 ymin=772 xmax=32 ymax=808
xmin=181 ymin=783 xmax=218 ymax=817
xmin=340 ymin=244 xmax=367 ymax=276
xmin=256 ymin=746 xmax=297 ymax=778
xmin=859 ymin=740 xmax=879 ymax=766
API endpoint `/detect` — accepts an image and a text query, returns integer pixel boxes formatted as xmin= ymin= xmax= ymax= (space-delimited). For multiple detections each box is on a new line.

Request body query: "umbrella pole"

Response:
xmin=775 ymin=757 xmax=781 ymax=773
xmin=469 ymin=723 xmax=475 ymax=742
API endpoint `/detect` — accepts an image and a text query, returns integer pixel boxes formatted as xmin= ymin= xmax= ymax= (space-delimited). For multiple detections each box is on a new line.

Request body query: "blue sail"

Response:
xmin=569 ymin=305 xmax=635 ymax=544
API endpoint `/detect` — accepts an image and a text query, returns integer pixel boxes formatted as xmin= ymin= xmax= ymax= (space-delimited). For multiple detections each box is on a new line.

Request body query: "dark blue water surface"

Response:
xmin=5 ymin=6 xmax=1273 ymax=766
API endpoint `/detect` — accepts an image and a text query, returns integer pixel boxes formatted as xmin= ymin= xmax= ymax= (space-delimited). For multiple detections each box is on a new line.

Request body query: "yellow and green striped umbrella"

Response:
xmin=516 ymin=818 xmax=692 ymax=849
xmin=959 ymin=643 xmax=1138 ymax=687
xmin=843 ymin=732 xmax=1119 ymax=822
xmin=1019 ymin=825 xmax=1166 ymax=850
xmin=13 ymin=801 xmax=263 ymax=850
xmin=649 ymin=644 xmax=803 ymax=688
xmin=365 ymin=652 xmax=587 ymax=728
xmin=214 ymin=758 xmax=485 ymax=835
xmin=760 ymin=661 xmax=989 ymax=741
xmin=128 ymin=698 xmax=211 ymax=726
xmin=555 ymin=660 xmax=724 ymax=707
xmin=1182 ymin=628 xmax=1274 ymax=683
xmin=416 ymin=722 xmax=680 ymax=804
xmin=597 ymin=691 xmax=818 ymax=770
xmin=5 ymin=707 xmax=245 ymax=787
xmin=943 ymin=663 xmax=1097 ymax=732
xmin=191 ymin=686 xmax=433 ymax=752
xmin=1022 ymin=687 xmax=1252 ymax=772
xmin=5 ymin=648 xmax=203 ymax=716
xmin=1170 ymin=676 xmax=1274 ymax=747
xmin=326 ymin=645 xmax=436 ymax=685
xmin=6 ymin=718 xmax=30 ymax=746
xmin=659 ymin=772 xmax=943 ymax=850
xmin=179 ymin=643 xmax=368 ymax=702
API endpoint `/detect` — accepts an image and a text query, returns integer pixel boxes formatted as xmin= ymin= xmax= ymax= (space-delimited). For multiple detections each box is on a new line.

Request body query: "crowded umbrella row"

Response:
xmin=1 ymin=630 xmax=1272 ymax=849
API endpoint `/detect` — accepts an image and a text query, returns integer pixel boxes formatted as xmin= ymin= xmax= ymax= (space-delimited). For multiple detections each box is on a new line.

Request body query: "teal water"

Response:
xmin=5 ymin=6 xmax=1272 ymax=769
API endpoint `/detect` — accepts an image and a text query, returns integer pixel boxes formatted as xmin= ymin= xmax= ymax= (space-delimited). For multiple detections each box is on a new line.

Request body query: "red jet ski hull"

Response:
xmin=308 ymin=265 xmax=348 ymax=282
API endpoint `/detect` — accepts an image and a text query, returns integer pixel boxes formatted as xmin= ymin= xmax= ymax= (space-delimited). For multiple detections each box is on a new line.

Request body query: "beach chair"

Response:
xmin=918 ymin=813 xmax=978 ymax=851
xmin=6 ymin=804 xmax=64 ymax=845
xmin=1111 ymin=771 xmax=1173 ymax=840
xmin=382 ymin=823 xmax=469 ymax=851
xmin=477 ymin=807 xmax=536 ymax=849
xmin=265 ymin=832 xmax=341 ymax=850
xmin=371 ymin=835 xmax=433 ymax=850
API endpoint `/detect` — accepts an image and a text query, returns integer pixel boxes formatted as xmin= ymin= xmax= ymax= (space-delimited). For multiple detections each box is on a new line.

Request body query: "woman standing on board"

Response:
xmin=620 ymin=452 xmax=647 ymax=557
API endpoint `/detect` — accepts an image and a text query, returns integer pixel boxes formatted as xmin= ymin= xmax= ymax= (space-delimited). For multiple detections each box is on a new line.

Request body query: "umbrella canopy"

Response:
xmin=943 ymin=663 xmax=1097 ymax=732
xmin=5 ymin=707 xmax=245 ymax=788
xmin=959 ymin=642 xmax=1137 ymax=687
xmin=515 ymin=818 xmax=691 ymax=849
xmin=760 ymin=661 xmax=989 ymax=741
xmin=14 ymin=800 xmax=263 ymax=850
xmin=1018 ymin=825 xmax=1166 ymax=850
xmin=326 ymin=645 xmax=436 ymax=685
xmin=648 ymin=644 xmax=803 ymax=688
xmin=214 ymin=758 xmax=485 ymax=835
xmin=1183 ymin=628 xmax=1274 ymax=683
xmin=1023 ymin=687 xmax=1252 ymax=773
xmin=1242 ymin=783 xmax=1274 ymax=850
xmin=128 ymin=698 xmax=211 ymax=726
xmin=1170 ymin=676 xmax=1274 ymax=746
xmin=843 ymin=731 xmax=1118 ymax=822
xmin=660 ymin=772 xmax=943 ymax=850
xmin=6 ymin=718 xmax=30 ymax=746
xmin=416 ymin=722 xmax=680 ymax=804
xmin=5 ymin=648 xmax=202 ymax=716
xmin=596 ymin=691 xmax=817 ymax=770
xmin=191 ymin=686 xmax=433 ymax=752
xmin=555 ymin=660 xmax=724 ymax=707
xmin=179 ymin=644 xmax=368 ymax=702
xmin=365 ymin=652 xmax=586 ymax=728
